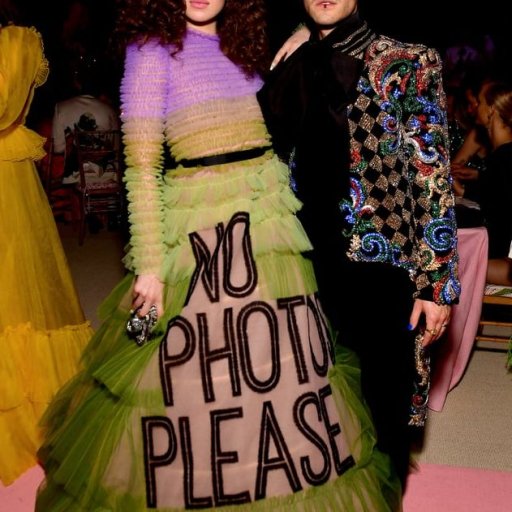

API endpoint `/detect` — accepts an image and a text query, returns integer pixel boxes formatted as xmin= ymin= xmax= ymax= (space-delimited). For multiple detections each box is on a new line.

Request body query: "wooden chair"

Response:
xmin=36 ymin=138 xmax=75 ymax=222
xmin=73 ymin=129 xmax=124 ymax=245
xmin=475 ymin=285 xmax=512 ymax=343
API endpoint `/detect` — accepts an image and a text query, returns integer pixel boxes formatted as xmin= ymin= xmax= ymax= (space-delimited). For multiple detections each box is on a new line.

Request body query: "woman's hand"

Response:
xmin=132 ymin=274 xmax=164 ymax=318
xmin=270 ymin=25 xmax=310 ymax=70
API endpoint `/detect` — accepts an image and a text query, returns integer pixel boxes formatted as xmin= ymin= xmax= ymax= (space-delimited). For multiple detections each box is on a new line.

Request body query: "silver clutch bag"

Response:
xmin=126 ymin=305 xmax=158 ymax=346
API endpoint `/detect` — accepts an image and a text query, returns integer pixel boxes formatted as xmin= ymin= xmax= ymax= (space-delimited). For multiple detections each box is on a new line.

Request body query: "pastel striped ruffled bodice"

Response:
xmin=122 ymin=29 xmax=270 ymax=164
xmin=120 ymin=29 xmax=273 ymax=277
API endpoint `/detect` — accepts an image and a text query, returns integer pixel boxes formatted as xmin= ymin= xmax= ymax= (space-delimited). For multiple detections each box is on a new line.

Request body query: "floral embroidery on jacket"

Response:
xmin=340 ymin=36 xmax=460 ymax=305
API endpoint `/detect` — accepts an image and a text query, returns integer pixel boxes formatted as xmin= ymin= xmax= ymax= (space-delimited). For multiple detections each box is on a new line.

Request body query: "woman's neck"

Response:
xmin=492 ymin=125 xmax=512 ymax=150
xmin=186 ymin=20 xmax=217 ymax=36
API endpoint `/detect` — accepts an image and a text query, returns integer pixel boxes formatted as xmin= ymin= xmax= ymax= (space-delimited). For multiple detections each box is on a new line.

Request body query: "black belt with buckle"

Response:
xmin=179 ymin=146 xmax=271 ymax=168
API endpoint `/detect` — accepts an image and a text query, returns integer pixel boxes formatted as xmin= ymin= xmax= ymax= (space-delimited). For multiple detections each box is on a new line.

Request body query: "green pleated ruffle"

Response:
xmin=36 ymin=155 xmax=401 ymax=510
xmin=36 ymin=345 xmax=401 ymax=511
xmin=123 ymin=154 xmax=316 ymax=299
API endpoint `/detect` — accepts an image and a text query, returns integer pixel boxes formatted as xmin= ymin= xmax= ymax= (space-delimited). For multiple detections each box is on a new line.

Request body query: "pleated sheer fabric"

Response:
xmin=0 ymin=25 xmax=92 ymax=485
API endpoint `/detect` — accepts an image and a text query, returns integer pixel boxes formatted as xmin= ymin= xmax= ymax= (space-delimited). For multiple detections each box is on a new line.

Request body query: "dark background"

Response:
xmin=22 ymin=0 xmax=506 ymax=55
xmin=20 ymin=0 xmax=507 ymax=125
xmin=267 ymin=0 xmax=505 ymax=54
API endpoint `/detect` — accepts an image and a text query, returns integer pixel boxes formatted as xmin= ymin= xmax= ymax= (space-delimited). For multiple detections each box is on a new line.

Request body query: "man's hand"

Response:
xmin=409 ymin=299 xmax=451 ymax=346
xmin=270 ymin=25 xmax=310 ymax=70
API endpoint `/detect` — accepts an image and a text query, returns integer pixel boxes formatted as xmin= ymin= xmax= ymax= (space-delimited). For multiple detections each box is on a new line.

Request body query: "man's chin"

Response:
xmin=309 ymin=12 xmax=345 ymax=28
xmin=314 ymin=20 xmax=340 ymax=38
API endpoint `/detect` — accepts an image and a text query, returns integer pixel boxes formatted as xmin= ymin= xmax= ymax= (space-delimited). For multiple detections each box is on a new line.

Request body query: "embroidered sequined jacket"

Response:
xmin=259 ymin=20 xmax=460 ymax=306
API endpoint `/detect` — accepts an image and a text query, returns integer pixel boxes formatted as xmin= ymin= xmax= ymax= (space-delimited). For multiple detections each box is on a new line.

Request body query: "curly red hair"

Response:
xmin=114 ymin=0 xmax=269 ymax=76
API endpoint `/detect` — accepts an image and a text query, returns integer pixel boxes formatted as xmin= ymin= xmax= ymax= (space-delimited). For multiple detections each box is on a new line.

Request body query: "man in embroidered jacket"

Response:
xmin=258 ymin=0 xmax=460 ymax=491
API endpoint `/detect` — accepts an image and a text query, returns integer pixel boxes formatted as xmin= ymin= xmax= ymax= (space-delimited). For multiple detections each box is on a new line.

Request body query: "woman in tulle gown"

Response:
xmin=35 ymin=1 xmax=402 ymax=510
xmin=0 ymin=4 xmax=92 ymax=485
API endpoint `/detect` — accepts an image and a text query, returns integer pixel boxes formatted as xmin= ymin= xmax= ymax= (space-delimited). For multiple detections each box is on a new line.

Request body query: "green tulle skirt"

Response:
xmin=36 ymin=155 xmax=402 ymax=511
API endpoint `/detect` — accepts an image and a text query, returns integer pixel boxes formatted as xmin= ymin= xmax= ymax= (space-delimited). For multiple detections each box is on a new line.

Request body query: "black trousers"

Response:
xmin=315 ymin=256 xmax=418 ymax=490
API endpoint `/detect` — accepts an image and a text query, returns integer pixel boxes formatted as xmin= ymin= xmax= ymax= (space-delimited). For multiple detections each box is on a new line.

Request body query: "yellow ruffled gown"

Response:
xmin=0 ymin=25 xmax=93 ymax=485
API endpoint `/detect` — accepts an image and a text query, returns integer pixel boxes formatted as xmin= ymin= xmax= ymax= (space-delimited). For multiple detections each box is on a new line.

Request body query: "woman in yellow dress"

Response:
xmin=0 ymin=3 xmax=93 ymax=485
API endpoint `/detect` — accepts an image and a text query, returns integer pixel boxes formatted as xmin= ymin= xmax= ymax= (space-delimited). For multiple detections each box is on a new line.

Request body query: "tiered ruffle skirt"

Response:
xmin=0 ymin=157 xmax=92 ymax=484
xmin=36 ymin=154 xmax=401 ymax=510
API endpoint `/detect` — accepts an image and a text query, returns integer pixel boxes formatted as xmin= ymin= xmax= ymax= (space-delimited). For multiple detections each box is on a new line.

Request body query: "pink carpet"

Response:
xmin=1 ymin=463 xmax=512 ymax=511
xmin=404 ymin=463 xmax=512 ymax=512
xmin=0 ymin=466 xmax=43 ymax=512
